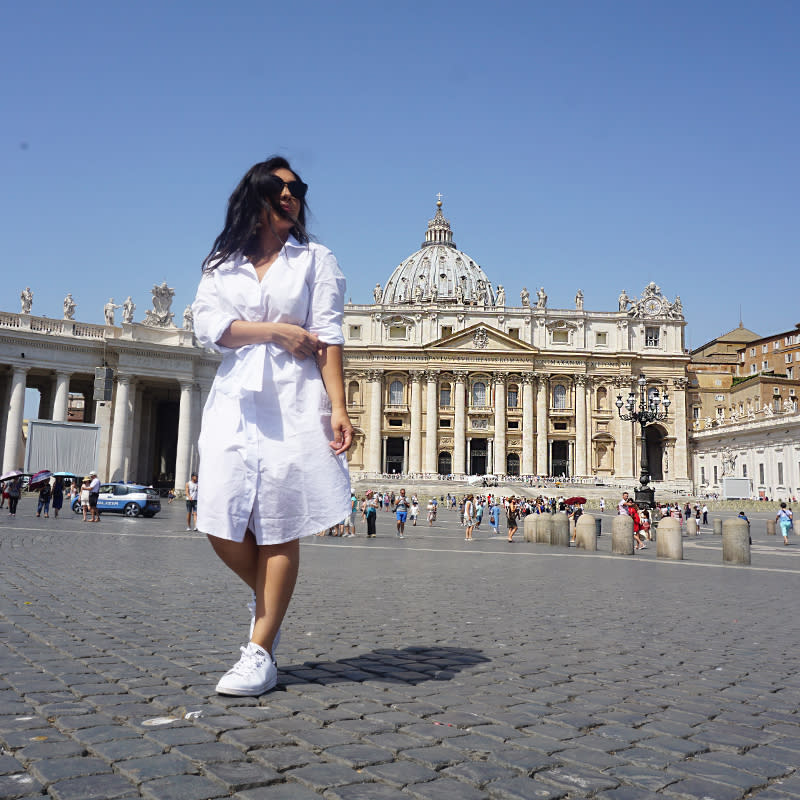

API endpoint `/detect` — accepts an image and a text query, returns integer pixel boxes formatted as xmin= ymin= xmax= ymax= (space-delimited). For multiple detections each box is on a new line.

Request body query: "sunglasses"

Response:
xmin=265 ymin=174 xmax=308 ymax=200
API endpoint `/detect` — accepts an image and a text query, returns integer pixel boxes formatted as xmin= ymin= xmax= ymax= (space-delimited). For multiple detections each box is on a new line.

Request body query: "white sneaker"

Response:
xmin=247 ymin=599 xmax=281 ymax=655
xmin=215 ymin=642 xmax=277 ymax=696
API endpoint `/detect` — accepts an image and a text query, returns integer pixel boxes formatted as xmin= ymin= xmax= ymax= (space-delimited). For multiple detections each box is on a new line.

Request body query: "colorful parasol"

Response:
xmin=28 ymin=470 xmax=53 ymax=489
xmin=0 ymin=469 xmax=23 ymax=482
xmin=564 ymin=496 xmax=587 ymax=505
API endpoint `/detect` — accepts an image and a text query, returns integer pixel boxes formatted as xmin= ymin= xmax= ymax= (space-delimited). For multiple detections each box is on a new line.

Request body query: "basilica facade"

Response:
xmin=0 ymin=201 xmax=691 ymax=493
xmin=341 ymin=202 xmax=691 ymax=489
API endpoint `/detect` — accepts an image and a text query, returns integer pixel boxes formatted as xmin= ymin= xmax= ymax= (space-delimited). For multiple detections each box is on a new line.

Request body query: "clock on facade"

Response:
xmin=643 ymin=298 xmax=662 ymax=316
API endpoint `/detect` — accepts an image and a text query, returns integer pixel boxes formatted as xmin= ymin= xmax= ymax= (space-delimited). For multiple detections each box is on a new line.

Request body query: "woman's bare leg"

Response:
xmin=251 ymin=539 xmax=299 ymax=656
xmin=208 ymin=531 xmax=259 ymax=590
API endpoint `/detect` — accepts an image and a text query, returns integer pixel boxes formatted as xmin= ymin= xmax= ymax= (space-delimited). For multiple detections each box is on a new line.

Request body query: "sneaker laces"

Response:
xmin=227 ymin=644 xmax=267 ymax=678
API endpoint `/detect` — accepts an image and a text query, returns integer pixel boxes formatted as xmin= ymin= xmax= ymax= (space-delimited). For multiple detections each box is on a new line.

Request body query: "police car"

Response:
xmin=72 ymin=483 xmax=161 ymax=518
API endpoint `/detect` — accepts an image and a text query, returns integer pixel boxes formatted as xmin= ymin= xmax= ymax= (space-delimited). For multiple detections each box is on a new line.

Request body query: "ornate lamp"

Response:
xmin=616 ymin=374 xmax=670 ymax=508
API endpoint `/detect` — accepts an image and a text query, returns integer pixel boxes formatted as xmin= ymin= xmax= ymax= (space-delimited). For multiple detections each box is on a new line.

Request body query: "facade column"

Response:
xmin=672 ymin=377 xmax=689 ymax=480
xmin=367 ymin=370 xmax=383 ymax=473
xmin=174 ymin=380 xmax=194 ymax=495
xmin=493 ymin=373 xmax=506 ymax=475
xmin=575 ymin=375 xmax=587 ymax=476
xmin=126 ymin=384 xmax=141 ymax=481
xmin=616 ymin=378 xmax=634 ymax=478
xmin=408 ymin=371 xmax=423 ymax=474
xmin=403 ymin=436 xmax=409 ymax=474
xmin=424 ymin=370 xmax=439 ymax=473
xmin=454 ymin=371 xmax=467 ymax=475
xmin=522 ymin=373 xmax=535 ymax=475
xmin=381 ymin=436 xmax=388 ymax=474
xmin=466 ymin=437 xmax=472 ymax=475
xmin=569 ymin=440 xmax=575 ymax=477
xmin=108 ymin=374 xmax=132 ymax=481
xmin=487 ymin=438 xmax=493 ymax=470
xmin=138 ymin=395 xmax=153 ymax=485
xmin=3 ymin=366 xmax=28 ymax=472
xmin=52 ymin=371 xmax=71 ymax=422
xmin=536 ymin=375 xmax=548 ymax=476
xmin=548 ymin=440 xmax=553 ymax=476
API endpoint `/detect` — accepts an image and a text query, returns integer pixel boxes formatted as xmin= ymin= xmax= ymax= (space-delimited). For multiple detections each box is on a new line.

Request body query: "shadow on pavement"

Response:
xmin=278 ymin=645 xmax=490 ymax=687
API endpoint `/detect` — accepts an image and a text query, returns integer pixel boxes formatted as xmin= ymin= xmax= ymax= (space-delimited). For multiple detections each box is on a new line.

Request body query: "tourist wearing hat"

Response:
xmin=88 ymin=470 xmax=101 ymax=522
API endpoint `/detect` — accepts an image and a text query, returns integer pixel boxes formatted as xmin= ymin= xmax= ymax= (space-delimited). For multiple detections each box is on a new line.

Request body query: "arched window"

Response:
xmin=596 ymin=387 xmax=607 ymax=410
xmin=472 ymin=381 xmax=487 ymax=407
xmin=437 ymin=452 xmax=452 ymax=475
xmin=507 ymin=384 xmax=519 ymax=408
xmin=552 ymin=383 xmax=567 ymax=409
xmin=439 ymin=382 xmax=451 ymax=407
xmin=506 ymin=453 xmax=520 ymax=476
xmin=347 ymin=381 xmax=360 ymax=406
xmin=389 ymin=380 xmax=404 ymax=405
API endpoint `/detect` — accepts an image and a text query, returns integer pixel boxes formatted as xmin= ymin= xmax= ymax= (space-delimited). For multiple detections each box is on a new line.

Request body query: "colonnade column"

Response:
xmin=174 ymin=380 xmax=194 ymax=494
xmin=466 ymin=437 xmax=472 ymax=474
xmin=403 ymin=436 xmax=409 ymax=474
xmin=424 ymin=370 xmax=438 ymax=473
xmin=367 ymin=370 xmax=383 ymax=473
xmin=487 ymin=438 xmax=493 ymax=470
xmin=672 ymin=377 xmax=689 ymax=479
xmin=521 ymin=373 xmax=534 ymax=475
xmin=408 ymin=371 xmax=423 ymax=474
xmin=453 ymin=371 xmax=467 ymax=475
xmin=575 ymin=375 xmax=587 ymax=476
xmin=536 ymin=375 xmax=548 ymax=476
xmin=108 ymin=374 xmax=132 ymax=481
xmin=493 ymin=372 xmax=506 ymax=475
xmin=381 ymin=436 xmax=388 ymax=473
xmin=3 ymin=366 xmax=28 ymax=472
xmin=52 ymin=371 xmax=71 ymax=423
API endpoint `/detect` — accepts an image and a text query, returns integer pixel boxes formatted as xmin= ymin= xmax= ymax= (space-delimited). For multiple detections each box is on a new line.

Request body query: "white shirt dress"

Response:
xmin=192 ymin=238 xmax=352 ymax=545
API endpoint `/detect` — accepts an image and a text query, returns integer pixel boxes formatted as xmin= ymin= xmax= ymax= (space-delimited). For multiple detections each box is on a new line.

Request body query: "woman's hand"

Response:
xmin=329 ymin=407 xmax=353 ymax=455
xmin=271 ymin=323 xmax=322 ymax=360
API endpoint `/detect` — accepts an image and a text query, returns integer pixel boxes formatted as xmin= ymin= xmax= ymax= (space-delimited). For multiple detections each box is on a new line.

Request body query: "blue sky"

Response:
xmin=3 ymin=0 xmax=798 ymax=358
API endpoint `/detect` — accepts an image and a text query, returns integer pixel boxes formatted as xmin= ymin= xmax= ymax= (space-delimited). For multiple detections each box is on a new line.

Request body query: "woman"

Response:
xmin=463 ymin=493 xmax=475 ymax=541
xmin=192 ymin=157 xmax=352 ymax=697
xmin=506 ymin=496 xmax=519 ymax=542
xmin=52 ymin=477 xmax=64 ymax=519
xmin=36 ymin=481 xmax=52 ymax=518
xmin=777 ymin=502 xmax=793 ymax=546
xmin=80 ymin=478 xmax=91 ymax=522
xmin=7 ymin=475 xmax=22 ymax=517
xmin=362 ymin=490 xmax=378 ymax=538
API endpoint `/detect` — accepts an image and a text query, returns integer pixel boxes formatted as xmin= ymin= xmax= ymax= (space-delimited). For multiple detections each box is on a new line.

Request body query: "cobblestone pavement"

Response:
xmin=1 ymin=499 xmax=800 ymax=799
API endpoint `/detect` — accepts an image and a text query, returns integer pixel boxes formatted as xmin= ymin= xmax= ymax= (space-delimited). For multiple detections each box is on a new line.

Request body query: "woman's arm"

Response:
xmin=218 ymin=320 xmax=321 ymax=360
xmin=316 ymin=344 xmax=353 ymax=455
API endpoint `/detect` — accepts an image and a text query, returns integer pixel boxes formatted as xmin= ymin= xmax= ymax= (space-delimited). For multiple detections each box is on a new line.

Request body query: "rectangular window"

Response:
xmin=553 ymin=421 xmax=568 ymax=431
xmin=713 ymin=465 xmax=718 ymax=483
xmin=751 ymin=347 xmax=756 ymax=357
xmin=774 ymin=341 xmax=780 ymax=350
xmin=596 ymin=331 xmax=608 ymax=346
xmin=439 ymin=418 xmax=451 ymax=428
xmin=441 ymin=325 xmax=453 ymax=338
xmin=348 ymin=324 xmax=361 ymax=339
xmin=778 ymin=463 xmax=784 ymax=484
xmin=742 ymin=464 xmax=747 ymax=478
xmin=750 ymin=363 xmax=757 ymax=374
xmin=786 ymin=353 xmax=793 ymax=363
xmin=789 ymin=367 xmax=795 ymax=379
xmin=552 ymin=330 xmax=569 ymax=344
xmin=508 ymin=328 xmax=519 ymax=339
xmin=388 ymin=419 xmax=403 ymax=427
xmin=645 ymin=327 xmax=660 ymax=347
xmin=762 ymin=344 xmax=768 ymax=354
xmin=508 ymin=420 xmax=519 ymax=429
xmin=692 ymin=407 xmax=700 ymax=419
xmin=507 ymin=388 xmax=518 ymax=408
xmin=389 ymin=325 xmax=407 ymax=339
xmin=701 ymin=466 xmax=706 ymax=484
xmin=762 ymin=361 xmax=769 ymax=370
xmin=440 ymin=387 xmax=451 ymax=406
xmin=759 ymin=463 xmax=765 ymax=485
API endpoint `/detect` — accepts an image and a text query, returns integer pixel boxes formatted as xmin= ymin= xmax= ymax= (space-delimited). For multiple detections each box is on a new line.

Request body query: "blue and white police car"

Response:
xmin=72 ymin=483 xmax=161 ymax=518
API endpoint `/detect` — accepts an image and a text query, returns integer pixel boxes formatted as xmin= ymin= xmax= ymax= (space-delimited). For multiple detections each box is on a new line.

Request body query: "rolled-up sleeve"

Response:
xmin=192 ymin=272 xmax=237 ymax=354
xmin=306 ymin=251 xmax=346 ymax=345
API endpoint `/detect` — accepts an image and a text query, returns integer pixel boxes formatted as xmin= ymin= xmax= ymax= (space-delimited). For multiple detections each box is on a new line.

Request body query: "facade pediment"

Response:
xmin=425 ymin=324 xmax=538 ymax=353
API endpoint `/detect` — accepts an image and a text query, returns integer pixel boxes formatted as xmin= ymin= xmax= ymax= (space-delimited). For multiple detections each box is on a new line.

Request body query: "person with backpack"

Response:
xmin=776 ymin=503 xmax=794 ymax=546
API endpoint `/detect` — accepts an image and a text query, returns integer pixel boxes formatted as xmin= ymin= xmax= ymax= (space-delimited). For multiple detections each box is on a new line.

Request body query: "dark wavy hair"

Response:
xmin=202 ymin=156 xmax=309 ymax=271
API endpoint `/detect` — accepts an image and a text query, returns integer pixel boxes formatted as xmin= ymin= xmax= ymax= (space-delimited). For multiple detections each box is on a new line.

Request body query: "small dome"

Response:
xmin=380 ymin=201 xmax=495 ymax=305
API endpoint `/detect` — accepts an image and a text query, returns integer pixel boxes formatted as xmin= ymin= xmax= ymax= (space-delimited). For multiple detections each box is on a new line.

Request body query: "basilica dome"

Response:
xmin=379 ymin=201 xmax=496 ymax=306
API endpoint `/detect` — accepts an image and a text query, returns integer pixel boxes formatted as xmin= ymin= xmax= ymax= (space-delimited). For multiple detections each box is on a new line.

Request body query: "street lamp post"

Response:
xmin=616 ymin=373 xmax=670 ymax=509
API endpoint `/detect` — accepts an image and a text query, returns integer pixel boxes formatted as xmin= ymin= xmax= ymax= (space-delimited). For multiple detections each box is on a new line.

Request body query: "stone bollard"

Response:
xmin=523 ymin=514 xmax=536 ymax=542
xmin=722 ymin=518 xmax=751 ymax=565
xmin=713 ymin=518 xmax=723 ymax=536
xmin=551 ymin=513 xmax=570 ymax=547
xmin=612 ymin=514 xmax=634 ymax=555
xmin=766 ymin=518 xmax=776 ymax=536
xmin=656 ymin=517 xmax=683 ymax=560
xmin=686 ymin=517 xmax=698 ymax=536
xmin=536 ymin=514 xmax=553 ymax=544
xmin=575 ymin=514 xmax=597 ymax=551
xmin=595 ymin=517 xmax=603 ymax=537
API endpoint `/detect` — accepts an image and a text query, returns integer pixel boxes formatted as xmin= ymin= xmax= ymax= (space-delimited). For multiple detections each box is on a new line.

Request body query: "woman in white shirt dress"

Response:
xmin=192 ymin=157 xmax=353 ymax=696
